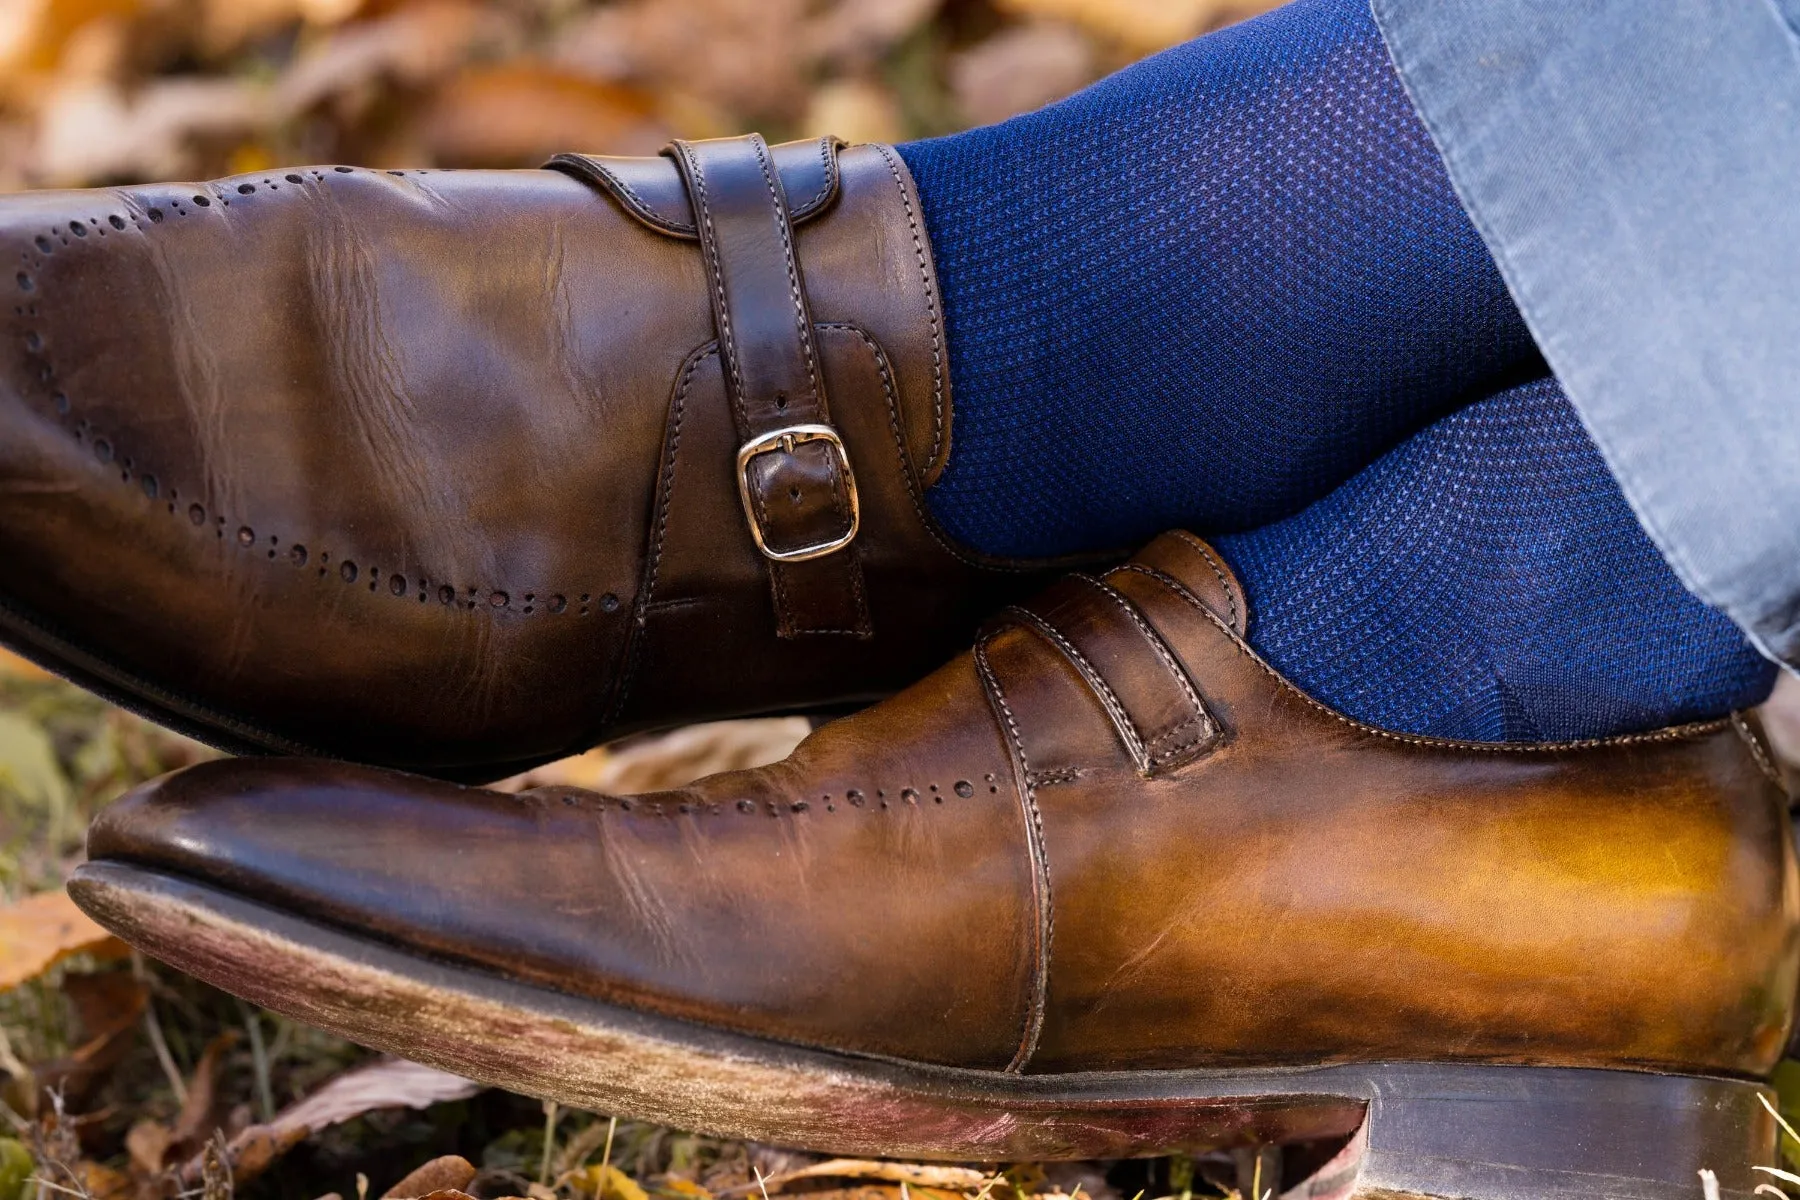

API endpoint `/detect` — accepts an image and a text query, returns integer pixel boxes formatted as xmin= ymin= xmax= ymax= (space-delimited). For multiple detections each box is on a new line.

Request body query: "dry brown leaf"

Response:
xmin=75 ymin=1159 xmax=134 ymax=1200
xmin=572 ymin=1164 xmax=649 ymax=1200
xmin=168 ymin=1031 xmax=241 ymax=1158
xmin=500 ymin=718 xmax=810 ymax=796
xmin=726 ymin=1163 xmax=991 ymax=1198
xmin=274 ymin=2 xmax=516 ymax=116
xmin=0 ymin=648 xmax=50 ymax=680
xmin=0 ymin=889 xmax=126 ymax=991
xmin=181 ymin=1056 xmax=482 ymax=1187
xmin=550 ymin=0 xmax=813 ymax=123
xmin=33 ymin=969 xmax=147 ymax=1110
xmin=275 ymin=1056 xmax=482 ymax=1132
xmin=770 ymin=1163 xmax=991 ymax=1191
xmin=408 ymin=64 xmax=665 ymax=166
xmin=385 ymin=1154 xmax=478 ymax=1199
xmin=950 ymin=21 xmax=1096 ymax=127
xmin=994 ymin=0 xmax=1223 ymax=51
xmin=126 ymin=1118 xmax=172 ymax=1176
xmin=798 ymin=78 xmax=905 ymax=145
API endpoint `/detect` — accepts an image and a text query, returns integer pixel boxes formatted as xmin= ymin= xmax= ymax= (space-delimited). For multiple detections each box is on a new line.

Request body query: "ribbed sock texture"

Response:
xmin=897 ymin=0 xmax=1537 ymax=558
xmin=1213 ymin=376 xmax=1776 ymax=742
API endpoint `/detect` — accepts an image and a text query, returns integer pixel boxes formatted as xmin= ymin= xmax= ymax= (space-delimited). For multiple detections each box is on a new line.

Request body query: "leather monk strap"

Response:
xmin=72 ymin=531 xmax=1799 ymax=1191
xmin=0 ymin=134 xmax=1093 ymax=778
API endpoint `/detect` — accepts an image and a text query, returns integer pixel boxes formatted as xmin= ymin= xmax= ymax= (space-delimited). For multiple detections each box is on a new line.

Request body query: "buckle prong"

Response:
xmin=735 ymin=423 xmax=861 ymax=563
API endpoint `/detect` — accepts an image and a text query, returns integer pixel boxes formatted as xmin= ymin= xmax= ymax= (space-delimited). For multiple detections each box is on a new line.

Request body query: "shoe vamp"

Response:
xmin=91 ymin=655 xmax=1042 ymax=1070
xmin=0 ymin=170 xmax=707 ymax=766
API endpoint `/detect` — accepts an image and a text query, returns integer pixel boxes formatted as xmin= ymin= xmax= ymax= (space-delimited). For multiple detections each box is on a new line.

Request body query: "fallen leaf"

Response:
xmin=752 ymin=1164 xmax=992 ymax=1193
xmin=0 ymin=649 xmax=49 ymax=680
xmin=0 ymin=889 xmax=126 ymax=991
xmin=181 ymin=1057 xmax=482 ymax=1187
xmin=276 ymin=1056 xmax=482 ymax=1133
xmin=75 ymin=1160 xmax=134 ymax=1200
xmin=500 ymin=718 xmax=810 ymax=795
xmin=572 ymin=1164 xmax=649 ymax=1200
xmin=385 ymin=1155 xmax=478 ymax=1199
xmin=993 ymin=0 xmax=1224 ymax=52
xmin=949 ymin=21 xmax=1096 ymax=127
xmin=797 ymin=78 xmax=904 ymax=145
xmin=407 ymin=64 xmax=665 ymax=166
xmin=126 ymin=1118 xmax=172 ymax=1177
xmin=168 ymin=1031 xmax=241 ymax=1159
xmin=34 ymin=969 xmax=147 ymax=1108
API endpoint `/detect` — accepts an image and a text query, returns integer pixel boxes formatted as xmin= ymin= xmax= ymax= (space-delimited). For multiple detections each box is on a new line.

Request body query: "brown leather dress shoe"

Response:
xmin=0 ymin=134 xmax=1073 ymax=780
xmin=72 ymin=532 xmax=1797 ymax=1198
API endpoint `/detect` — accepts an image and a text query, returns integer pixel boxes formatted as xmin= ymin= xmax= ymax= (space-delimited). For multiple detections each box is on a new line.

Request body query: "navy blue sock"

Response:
xmin=897 ymin=0 xmax=1536 ymax=559
xmin=1213 ymin=376 xmax=1776 ymax=742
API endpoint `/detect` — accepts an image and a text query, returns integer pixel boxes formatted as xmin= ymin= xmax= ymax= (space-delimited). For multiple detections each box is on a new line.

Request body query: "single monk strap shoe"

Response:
xmin=0 ymin=133 xmax=1073 ymax=780
xmin=72 ymin=532 xmax=1799 ymax=1199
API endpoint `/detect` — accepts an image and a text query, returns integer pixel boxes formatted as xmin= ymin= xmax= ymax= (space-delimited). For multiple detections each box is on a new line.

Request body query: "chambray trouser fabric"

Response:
xmin=1369 ymin=0 xmax=1800 ymax=671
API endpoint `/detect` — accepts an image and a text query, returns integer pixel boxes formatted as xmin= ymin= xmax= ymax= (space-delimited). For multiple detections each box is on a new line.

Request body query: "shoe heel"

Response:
xmin=1295 ymin=1064 xmax=1778 ymax=1200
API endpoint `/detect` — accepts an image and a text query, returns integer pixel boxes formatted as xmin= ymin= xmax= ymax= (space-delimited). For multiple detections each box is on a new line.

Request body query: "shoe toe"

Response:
xmin=0 ymin=171 xmax=661 ymax=775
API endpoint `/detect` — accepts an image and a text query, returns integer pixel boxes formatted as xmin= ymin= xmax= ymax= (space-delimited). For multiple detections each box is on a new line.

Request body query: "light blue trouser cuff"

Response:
xmin=1369 ymin=0 xmax=1800 ymax=670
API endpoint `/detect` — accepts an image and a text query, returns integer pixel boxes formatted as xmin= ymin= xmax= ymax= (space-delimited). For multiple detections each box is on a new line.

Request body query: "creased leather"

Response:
xmin=669 ymin=134 xmax=866 ymax=636
xmin=0 ymin=141 xmax=1075 ymax=778
xmin=89 ymin=533 xmax=1800 ymax=1078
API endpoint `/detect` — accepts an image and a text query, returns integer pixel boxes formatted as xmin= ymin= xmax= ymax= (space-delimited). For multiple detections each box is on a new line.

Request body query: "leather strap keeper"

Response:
xmin=668 ymin=134 xmax=871 ymax=638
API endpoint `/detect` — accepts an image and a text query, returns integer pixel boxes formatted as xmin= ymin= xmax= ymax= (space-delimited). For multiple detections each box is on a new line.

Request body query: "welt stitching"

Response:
xmin=15 ymin=206 xmax=606 ymax=622
xmin=974 ymin=636 xmax=1053 ymax=1075
xmin=1124 ymin=562 xmax=1735 ymax=753
xmin=1069 ymin=572 xmax=1213 ymax=746
xmin=870 ymin=144 xmax=945 ymax=472
xmin=1168 ymin=530 xmax=1241 ymax=633
xmin=1004 ymin=606 xmax=1149 ymax=767
xmin=750 ymin=135 xmax=823 ymax=410
xmin=1732 ymin=713 xmax=1786 ymax=789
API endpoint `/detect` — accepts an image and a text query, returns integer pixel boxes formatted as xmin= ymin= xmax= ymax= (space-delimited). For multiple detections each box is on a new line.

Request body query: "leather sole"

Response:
xmin=69 ymin=860 xmax=1777 ymax=1198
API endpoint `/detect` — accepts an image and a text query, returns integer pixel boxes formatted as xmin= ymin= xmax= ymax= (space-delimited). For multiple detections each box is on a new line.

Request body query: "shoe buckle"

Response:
xmin=735 ymin=424 xmax=861 ymax=563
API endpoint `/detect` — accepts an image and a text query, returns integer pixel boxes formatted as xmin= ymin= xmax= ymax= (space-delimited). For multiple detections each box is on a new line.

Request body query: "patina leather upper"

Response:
xmin=0 ymin=135 xmax=1062 ymax=780
xmin=86 ymin=533 xmax=1800 ymax=1078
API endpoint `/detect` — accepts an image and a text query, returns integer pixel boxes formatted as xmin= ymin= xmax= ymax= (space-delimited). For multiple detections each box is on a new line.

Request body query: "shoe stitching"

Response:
xmin=1732 ymin=713 xmax=1787 ymax=790
xmin=1001 ymin=605 xmax=1150 ymax=770
xmin=565 ymin=139 xmax=839 ymax=238
xmin=610 ymin=342 xmax=712 ymax=725
xmin=671 ymin=142 xmax=753 ymax=438
xmin=1117 ymin=562 xmax=1736 ymax=753
xmin=869 ymin=144 xmax=945 ymax=475
xmin=974 ymin=634 xmax=1053 ymax=1075
xmin=13 ymin=189 xmax=608 ymax=623
xmin=818 ymin=321 xmax=1054 ymax=575
xmin=749 ymin=134 xmax=824 ymax=410
xmin=1167 ymin=530 xmax=1242 ymax=635
xmin=1067 ymin=573 xmax=1215 ymax=765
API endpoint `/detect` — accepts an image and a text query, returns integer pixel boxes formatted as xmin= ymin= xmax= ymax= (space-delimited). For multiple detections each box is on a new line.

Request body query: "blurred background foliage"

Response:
xmin=0 ymin=0 xmax=1280 ymax=191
